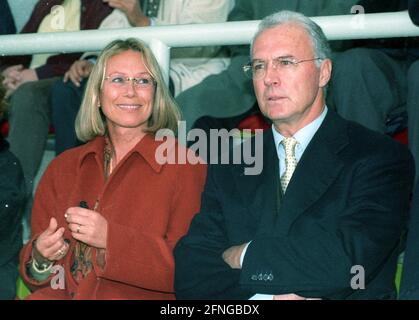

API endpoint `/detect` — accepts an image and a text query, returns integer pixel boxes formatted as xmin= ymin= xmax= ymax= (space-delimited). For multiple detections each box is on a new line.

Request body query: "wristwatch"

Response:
xmin=31 ymin=239 xmax=53 ymax=273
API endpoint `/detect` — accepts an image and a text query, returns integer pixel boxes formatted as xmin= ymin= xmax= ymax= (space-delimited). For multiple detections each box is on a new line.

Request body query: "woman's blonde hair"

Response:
xmin=75 ymin=38 xmax=181 ymax=142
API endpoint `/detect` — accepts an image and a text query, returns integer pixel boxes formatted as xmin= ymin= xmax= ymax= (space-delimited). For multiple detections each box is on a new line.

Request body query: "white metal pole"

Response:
xmin=0 ymin=12 xmax=418 ymax=56
xmin=149 ymin=39 xmax=170 ymax=86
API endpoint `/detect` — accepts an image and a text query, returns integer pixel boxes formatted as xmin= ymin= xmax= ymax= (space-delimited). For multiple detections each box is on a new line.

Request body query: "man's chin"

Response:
xmin=266 ymin=110 xmax=290 ymax=122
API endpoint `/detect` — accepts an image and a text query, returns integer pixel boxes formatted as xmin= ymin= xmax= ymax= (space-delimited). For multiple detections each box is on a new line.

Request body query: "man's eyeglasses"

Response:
xmin=104 ymin=75 xmax=156 ymax=89
xmin=243 ymin=57 xmax=322 ymax=80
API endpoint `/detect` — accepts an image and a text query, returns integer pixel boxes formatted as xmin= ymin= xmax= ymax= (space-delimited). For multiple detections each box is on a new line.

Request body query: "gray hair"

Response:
xmin=251 ymin=11 xmax=331 ymax=67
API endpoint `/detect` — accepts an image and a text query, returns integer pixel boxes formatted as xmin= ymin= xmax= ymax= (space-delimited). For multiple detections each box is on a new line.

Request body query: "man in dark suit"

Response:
xmin=174 ymin=10 xmax=414 ymax=300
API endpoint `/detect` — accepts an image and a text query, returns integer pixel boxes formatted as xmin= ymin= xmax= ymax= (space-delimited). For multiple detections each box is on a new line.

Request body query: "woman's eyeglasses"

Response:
xmin=104 ymin=75 xmax=156 ymax=89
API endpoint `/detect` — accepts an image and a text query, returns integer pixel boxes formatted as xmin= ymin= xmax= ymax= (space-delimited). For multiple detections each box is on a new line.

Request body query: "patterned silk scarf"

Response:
xmin=70 ymin=136 xmax=113 ymax=281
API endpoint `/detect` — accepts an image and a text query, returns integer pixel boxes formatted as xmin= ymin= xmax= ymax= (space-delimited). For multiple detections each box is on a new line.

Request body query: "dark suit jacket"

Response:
xmin=174 ymin=111 xmax=414 ymax=300
xmin=0 ymin=0 xmax=112 ymax=79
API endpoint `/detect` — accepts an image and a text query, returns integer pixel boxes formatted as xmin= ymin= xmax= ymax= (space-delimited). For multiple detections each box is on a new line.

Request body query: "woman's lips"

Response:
xmin=117 ymin=104 xmax=141 ymax=110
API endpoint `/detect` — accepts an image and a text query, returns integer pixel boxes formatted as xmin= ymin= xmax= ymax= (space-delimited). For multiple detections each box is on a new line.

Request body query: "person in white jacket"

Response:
xmin=66 ymin=0 xmax=234 ymax=95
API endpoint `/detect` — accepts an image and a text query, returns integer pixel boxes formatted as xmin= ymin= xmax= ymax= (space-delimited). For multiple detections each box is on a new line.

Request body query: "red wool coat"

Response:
xmin=20 ymin=134 xmax=207 ymax=299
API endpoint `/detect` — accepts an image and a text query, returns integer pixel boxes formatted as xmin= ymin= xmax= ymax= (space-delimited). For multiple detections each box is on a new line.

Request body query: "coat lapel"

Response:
xmin=232 ymin=130 xmax=281 ymax=235
xmin=276 ymin=111 xmax=349 ymax=234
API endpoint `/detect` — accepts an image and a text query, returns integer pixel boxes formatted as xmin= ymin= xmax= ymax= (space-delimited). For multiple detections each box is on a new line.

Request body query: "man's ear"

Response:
xmin=319 ymin=59 xmax=332 ymax=88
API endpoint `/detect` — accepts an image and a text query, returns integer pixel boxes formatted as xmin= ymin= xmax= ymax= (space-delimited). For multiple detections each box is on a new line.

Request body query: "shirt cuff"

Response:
xmin=240 ymin=241 xmax=251 ymax=267
xmin=249 ymin=294 xmax=274 ymax=300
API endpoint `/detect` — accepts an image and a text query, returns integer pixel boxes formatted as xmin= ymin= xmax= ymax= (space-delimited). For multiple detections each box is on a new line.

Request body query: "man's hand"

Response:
xmin=1 ymin=66 xmax=38 ymax=97
xmin=222 ymin=243 xmax=248 ymax=269
xmin=103 ymin=0 xmax=150 ymax=26
xmin=65 ymin=206 xmax=108 ymax=249
xmin=1 ymin=64 xmax=23 ymax=81
xmin=2 ymin=65 xmax=23 ymax=97
xmin=63 ymin=60 xmax=93 ymax=87
xmin=2 ymin=76 xmax=19 ymax=98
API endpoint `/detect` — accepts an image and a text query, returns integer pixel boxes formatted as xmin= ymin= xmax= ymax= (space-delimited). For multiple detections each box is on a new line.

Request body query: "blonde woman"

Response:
xmin=19 ymin=39 xmax=206 ymax=299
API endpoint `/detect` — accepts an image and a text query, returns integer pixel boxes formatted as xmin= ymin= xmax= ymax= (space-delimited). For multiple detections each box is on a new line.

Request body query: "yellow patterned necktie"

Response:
xmin=281 ymin=137 xmax=298 ymax=193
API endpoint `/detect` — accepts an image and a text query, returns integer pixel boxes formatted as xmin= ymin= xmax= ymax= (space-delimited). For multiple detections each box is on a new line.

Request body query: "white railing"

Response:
xmin=1 ymin=11 xmax=418 ymax=83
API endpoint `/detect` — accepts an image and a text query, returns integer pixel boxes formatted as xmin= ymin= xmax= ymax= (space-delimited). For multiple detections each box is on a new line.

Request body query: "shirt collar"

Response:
xmin=272 ymin=106 xmax=328 ymax=158
xmin=77 ymin=133 xmax=163 ymax=173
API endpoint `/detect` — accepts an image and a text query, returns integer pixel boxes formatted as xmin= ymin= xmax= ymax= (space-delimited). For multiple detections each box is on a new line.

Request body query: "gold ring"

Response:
xmin=56 ymin=248 xmax=64 ymax=258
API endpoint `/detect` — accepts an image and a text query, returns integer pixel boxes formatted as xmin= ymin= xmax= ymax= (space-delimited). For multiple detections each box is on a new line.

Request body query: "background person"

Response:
xmin=329 ymin=0 xmax=419 ymax=183
xmin=0 ymin=78 xmax=26 ymax=300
